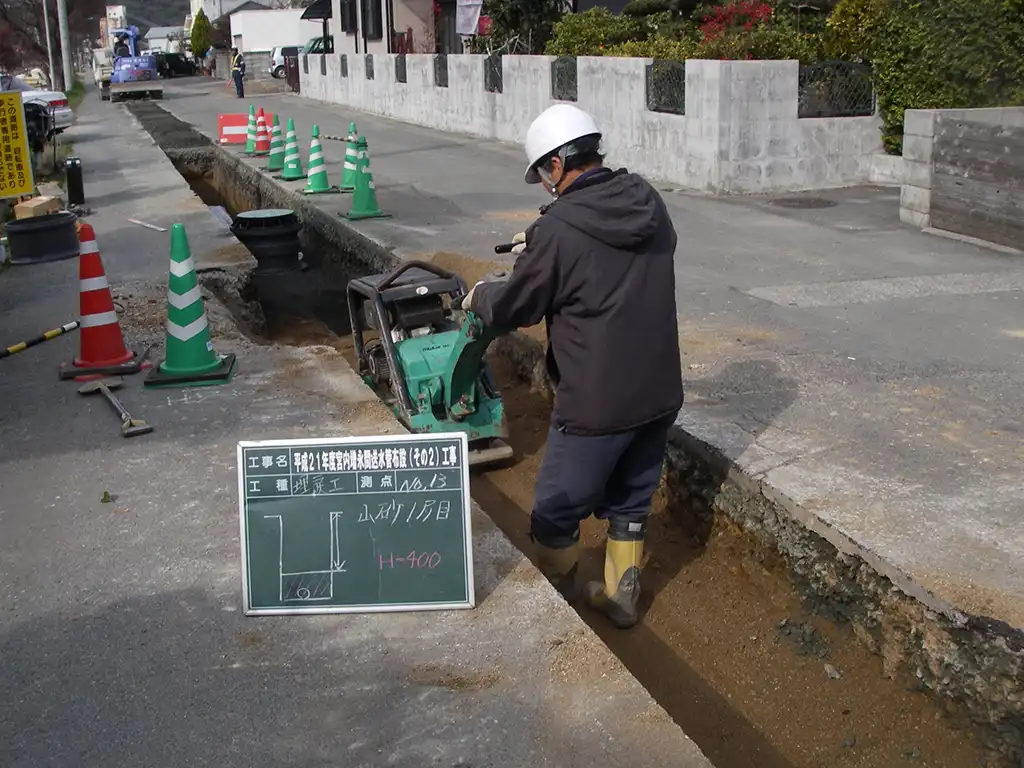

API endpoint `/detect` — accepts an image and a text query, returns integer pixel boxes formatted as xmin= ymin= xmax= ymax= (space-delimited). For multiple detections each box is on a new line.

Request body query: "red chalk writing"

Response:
xmin=379 ymin=550 xmax=442 ymax=570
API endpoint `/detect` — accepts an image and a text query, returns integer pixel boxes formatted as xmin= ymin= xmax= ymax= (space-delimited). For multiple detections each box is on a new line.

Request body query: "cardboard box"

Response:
xmin=36 ymin=182 xmax=66 ymax=202
xmin=14 ymin=196 xmax=61 ymax=220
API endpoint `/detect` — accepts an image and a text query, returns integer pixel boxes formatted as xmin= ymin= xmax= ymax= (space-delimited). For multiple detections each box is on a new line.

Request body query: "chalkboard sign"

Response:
xmin=236 ymin=433 xmax=474 ymax=616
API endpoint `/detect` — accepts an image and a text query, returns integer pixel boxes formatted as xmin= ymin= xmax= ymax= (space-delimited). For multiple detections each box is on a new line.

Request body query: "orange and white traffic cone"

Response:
xmin=59 ymin=223 xmax=150 ymax=381
xmin=253 ymin=108 xmax=270 ymax=156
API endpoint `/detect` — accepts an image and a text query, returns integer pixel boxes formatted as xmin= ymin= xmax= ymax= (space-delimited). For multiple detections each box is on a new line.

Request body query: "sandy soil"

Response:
xmin=252 ymin=306 xmax=990 ymax=768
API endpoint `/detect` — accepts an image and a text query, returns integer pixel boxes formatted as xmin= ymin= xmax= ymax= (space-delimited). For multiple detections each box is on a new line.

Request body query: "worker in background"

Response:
xmin=462 ymin=104 xmax=684 ymax=629
xmin=231 ymin=47 xmax=245 ymax=99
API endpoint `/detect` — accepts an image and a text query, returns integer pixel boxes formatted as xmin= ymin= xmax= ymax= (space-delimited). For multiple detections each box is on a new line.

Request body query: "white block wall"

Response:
xmin=298 ymin=53 xmax=886 ymax=195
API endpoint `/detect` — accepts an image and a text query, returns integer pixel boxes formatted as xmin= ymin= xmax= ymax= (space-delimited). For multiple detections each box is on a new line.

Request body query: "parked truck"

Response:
xmin=108 ymin=26 xmax=163 ymax=103
xmin=93 ymin=48 xmax=113 ymax=101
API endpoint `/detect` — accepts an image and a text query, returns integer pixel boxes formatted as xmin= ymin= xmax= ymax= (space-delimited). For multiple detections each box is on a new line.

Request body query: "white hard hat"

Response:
xmin=523 ymin=103 xmax=602 ymax=184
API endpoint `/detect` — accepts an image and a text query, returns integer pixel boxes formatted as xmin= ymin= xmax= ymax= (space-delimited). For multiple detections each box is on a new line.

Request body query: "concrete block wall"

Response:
xmin=214 ymin=50 xmax=274 ymax=80
xmin=899 ymin=110 xmax=939 ymax=228
xmin=298 ymin=53 xmax=886 ymax=195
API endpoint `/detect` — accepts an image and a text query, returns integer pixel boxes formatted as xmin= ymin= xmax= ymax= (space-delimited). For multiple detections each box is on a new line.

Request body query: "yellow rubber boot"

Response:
xmin=585 ymin=537 xmax=644 ymax=629
xmin=536 ymin=541 xmax=579 ymax=600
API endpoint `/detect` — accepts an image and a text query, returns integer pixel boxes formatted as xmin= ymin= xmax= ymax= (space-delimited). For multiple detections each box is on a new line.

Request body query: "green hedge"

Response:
xmin=547 ymin=0 xmax=1024 ymax=155
xmin=547 ymin=3 xmax=823 ymax=61
xmin=546 ymin=8 xmax=651 ymax=56
xmin=827 ymin=0 xmax=1024 ymax=153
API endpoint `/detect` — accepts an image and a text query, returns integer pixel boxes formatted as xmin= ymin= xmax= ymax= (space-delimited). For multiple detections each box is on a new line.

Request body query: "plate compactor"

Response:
xmin=347 ymin=261 xmax=515 ymax=469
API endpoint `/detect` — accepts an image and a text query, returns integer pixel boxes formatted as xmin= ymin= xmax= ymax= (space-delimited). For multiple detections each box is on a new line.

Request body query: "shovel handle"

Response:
xmin=99 ymin=383 xmax=132 ymax=420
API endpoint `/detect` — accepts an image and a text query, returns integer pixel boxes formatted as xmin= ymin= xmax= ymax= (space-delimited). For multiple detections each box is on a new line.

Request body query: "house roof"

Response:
xmin=223 ymin=0 xmax=273 ymax=17
xmin=301 ymin=0 xmax=332 ymax=21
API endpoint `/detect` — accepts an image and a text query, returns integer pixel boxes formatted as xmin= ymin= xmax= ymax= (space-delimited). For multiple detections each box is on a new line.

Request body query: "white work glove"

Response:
xmin=462 ymin=280 xmax=485 ymax=313
xmin=511 ymin=231 xmax=527 ymax=254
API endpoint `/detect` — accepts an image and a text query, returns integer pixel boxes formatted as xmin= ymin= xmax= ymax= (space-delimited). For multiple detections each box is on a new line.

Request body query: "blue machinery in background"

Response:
xmin=107 ymin=26 xmax=163 ymax=103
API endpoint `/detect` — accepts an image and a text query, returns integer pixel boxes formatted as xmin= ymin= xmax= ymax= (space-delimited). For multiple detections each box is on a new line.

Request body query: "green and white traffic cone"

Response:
xmin=344 ymin=136 xmax=390 ymax=221
xmin=265 ymin=114 xmax=285 ymax=172
xmin=144 ymin=223 xmax=238 ymax=389
xmin=303 ymin=124 xmax=338 ymax=194
xmin=279 ymin=118 xmax=306 ymax=181
xmin=339 ymin=121 xmax=359 ymax=192
xmin=243 ymin=105 xmax=257 ymax=155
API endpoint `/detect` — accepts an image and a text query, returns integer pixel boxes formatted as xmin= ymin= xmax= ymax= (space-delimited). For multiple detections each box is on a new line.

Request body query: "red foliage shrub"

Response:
xmin=699 ymin=0 xmax=774 ymax=40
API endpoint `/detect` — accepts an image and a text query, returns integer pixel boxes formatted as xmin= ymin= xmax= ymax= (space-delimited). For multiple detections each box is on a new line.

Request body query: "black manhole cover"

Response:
xmin=770 ymin=197 xmax=839 ymax=209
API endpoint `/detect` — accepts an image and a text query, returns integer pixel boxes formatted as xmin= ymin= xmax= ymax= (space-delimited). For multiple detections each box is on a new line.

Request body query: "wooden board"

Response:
xmin=931 ymin=115 xmax=1024 ymax=250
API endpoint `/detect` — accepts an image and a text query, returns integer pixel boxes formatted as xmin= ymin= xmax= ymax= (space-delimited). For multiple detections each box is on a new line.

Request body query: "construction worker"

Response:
xmin=231 ymin=47 xmax=245 ymax=99
xmin=462 ymin=103 xmax=683 ymax=629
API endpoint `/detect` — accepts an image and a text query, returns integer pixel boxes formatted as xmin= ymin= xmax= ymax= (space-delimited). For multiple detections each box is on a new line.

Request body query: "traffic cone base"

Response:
xmin=58 ymin=352 xmax=151 ymax=381
xmin=144 ymin=223 xmax=238 ymax=389
xmin=145 ymin=353 xmax=237 ymax=389
xmin=344 ymin=208 xmax=391 ymax=221
xmin=61 ymin=223 xmax=152 ymax=381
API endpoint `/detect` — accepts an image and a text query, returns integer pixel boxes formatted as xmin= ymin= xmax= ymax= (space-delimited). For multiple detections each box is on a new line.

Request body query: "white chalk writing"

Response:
xmin=357 ymin=499 xmax=451 ymax=524
xmin=290 ymin=447 xmax=410 ymax=474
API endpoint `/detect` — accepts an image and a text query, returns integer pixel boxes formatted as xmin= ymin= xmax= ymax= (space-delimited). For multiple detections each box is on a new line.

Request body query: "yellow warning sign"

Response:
xmin=0 ymin=91 xmax=35 ymax=198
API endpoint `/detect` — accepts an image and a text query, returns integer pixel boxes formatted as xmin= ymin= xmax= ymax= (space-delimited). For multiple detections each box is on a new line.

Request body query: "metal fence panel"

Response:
xmin=551 ymin=56 xmax=578 ymax=102
xmin=645 ymin=60 xmax=686 ymax=115
xmin=396 ymin=53 xmax=407 ymax=84
xmin=484 ymin=54 xmax=502 ymax=94
xmin=365 ymin=54 xmax=374 ymax=81
xmin=434 ymin=54 xmax=448 ymax=88
xmin=340 ymin=54 xmax=348 ymax=78
xmin=798 ymin=61 xmax=875 ymax=118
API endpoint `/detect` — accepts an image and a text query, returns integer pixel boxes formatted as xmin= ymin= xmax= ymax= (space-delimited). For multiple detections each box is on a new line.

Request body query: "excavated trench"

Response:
xmin=128 ymin=101 xmax=1018 ymax=768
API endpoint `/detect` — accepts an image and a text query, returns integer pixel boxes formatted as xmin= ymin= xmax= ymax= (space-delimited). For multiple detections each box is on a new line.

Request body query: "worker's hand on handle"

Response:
xmin=493 ymin=232 xmax=528 ymax=255
xmin=511 ymin=231 xmax=527 ymax=254
xmin=458 ymin=269 xmax=510 ymax=314
xmin=460 ymin=281 xmax=483 ymax=313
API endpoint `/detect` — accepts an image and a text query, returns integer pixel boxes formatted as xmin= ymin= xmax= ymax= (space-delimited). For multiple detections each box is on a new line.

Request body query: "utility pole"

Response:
xmin=42 ymin=0 xmax=57 ymax=90
xmin=56 ymin=0 xmax=73 ymax=91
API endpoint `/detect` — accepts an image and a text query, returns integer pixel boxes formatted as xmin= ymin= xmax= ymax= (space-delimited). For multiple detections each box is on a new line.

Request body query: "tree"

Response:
xmin=210 ymin=15 xmax=231 ymax=49
xmin=0 ymin=0 xmax=104 ymax=86
xmin=190 ymin=7 xmax=212 ymax=58
xmin=469 ymin=0 xmax=565 ymax=54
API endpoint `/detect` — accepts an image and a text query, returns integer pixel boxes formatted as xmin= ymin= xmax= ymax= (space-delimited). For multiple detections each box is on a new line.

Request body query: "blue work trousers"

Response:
xmin=530 ymin=414 xmax=674 ymax=547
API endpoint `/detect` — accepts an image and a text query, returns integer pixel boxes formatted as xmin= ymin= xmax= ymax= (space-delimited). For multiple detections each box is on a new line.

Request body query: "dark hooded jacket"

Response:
xmin=471 ymin=167 xmax=684 ymax=436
